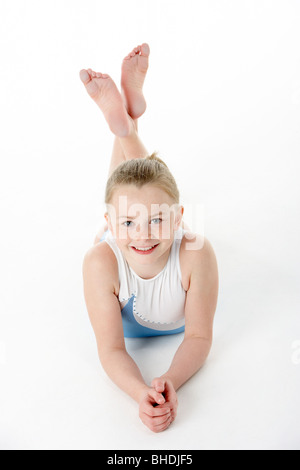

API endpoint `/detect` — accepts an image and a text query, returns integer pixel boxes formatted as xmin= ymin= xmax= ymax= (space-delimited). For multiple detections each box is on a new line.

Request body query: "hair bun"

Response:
xmin=145 ymin=152 xmax=169 ymax=169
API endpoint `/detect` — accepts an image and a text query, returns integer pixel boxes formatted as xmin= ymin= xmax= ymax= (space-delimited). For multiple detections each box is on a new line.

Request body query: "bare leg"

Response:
xmin=108 ymin=118 xmax=139 ymax=179
xmin=118 ymin=119 xmax=149 ymax=160
xmin=107 ymin=43 xmax=151 ymax=179
xmin=105 ymin=110 xmax=149 ymax=180
xmin=79 ymin=44 xmax=189 ymax=244
xmin=80 ymin=48 xmax=150 ymax=243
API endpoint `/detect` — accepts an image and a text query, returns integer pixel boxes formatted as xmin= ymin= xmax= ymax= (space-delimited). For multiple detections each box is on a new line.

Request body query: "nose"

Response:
xmin=135 ymin=229 xmax=150 ymax=240
xmin=131 ymin=222 xmax=151 ymax=240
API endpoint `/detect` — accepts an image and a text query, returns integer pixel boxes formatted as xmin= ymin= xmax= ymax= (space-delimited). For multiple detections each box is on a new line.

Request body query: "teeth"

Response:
xmin=134 ymin=246 xmax=155 ymax=251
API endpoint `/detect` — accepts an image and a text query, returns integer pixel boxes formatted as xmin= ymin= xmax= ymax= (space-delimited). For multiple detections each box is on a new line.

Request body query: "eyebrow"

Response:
xmin=117 ymin=212 xmax=165 ymax=220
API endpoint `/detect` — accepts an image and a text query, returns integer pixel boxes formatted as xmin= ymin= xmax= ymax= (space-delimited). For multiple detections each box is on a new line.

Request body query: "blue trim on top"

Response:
xmin=121 ymin=296 xmax=185 ymax=338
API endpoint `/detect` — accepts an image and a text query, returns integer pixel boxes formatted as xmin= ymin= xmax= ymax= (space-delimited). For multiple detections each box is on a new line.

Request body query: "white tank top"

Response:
xmin=103 ymin=226 xmax=187 ymax=332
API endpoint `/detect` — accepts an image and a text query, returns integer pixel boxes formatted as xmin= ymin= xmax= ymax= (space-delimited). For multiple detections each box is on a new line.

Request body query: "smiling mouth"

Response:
xmin=130 ymin=244 xmax=159 ymax=253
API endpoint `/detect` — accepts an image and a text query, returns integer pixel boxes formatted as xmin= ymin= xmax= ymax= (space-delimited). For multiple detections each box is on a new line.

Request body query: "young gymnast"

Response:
xmin=80 ymin=43 xmax=219 ymax=433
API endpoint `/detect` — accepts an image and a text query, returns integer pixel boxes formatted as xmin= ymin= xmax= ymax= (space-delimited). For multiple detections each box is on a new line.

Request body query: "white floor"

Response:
xmin=1 ymin=214 xmax=299 ymax=450
xmin=1 ymin=0 xmax=300 ymax=450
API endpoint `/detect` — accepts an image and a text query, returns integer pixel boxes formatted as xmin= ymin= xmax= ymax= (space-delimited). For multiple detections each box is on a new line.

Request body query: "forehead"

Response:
xmin=110 ymin=184 xmax=175 ymax=213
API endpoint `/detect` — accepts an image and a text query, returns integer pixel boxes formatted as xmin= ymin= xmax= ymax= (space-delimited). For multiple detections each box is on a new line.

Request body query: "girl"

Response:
xmin=80 ymin=44 xmax=219 ymax=433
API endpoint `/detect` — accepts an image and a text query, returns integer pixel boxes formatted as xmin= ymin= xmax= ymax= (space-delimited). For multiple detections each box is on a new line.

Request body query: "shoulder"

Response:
xmin=82 ymin=242 xmax=119 ymax=296
xmin=181 ymin=230 xmax=217 ymax=264
xmin=180 ymin=231 xmax=219 ymax=291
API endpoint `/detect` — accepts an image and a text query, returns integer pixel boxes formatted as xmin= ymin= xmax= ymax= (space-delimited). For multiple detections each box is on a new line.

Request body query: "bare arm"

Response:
xmin=83 ymin=244 xmax=171 ymax=432
xmin=160 ymin=337 xmax=213 ymax=391
xmin=83 ymin=244 xmax=148 ymax=402
xmin=157 ymin=237 xmax=219 ymax=391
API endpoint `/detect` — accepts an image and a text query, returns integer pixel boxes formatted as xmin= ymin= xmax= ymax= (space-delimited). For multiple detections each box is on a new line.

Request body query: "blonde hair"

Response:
xmin=104 ymin=152 xmax=180 ymax=205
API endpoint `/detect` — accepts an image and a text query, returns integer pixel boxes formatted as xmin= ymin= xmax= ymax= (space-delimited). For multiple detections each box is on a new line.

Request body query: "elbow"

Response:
xmin=97 ymin=344 xmax=126 ymax=369
xmin=185 ymin=334 xmax=213 ymax=357
xmin=185 ymin=332 xmax=212 ymax=346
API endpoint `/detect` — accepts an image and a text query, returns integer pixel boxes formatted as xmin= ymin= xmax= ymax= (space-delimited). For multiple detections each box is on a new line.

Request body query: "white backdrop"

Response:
xmin=0 ymin=0 xmax=299 ymax=450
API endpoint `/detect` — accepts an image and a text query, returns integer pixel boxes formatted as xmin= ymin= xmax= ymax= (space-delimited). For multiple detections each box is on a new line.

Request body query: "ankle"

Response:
xmin=125 ymin=116 xmax=138 ymax=138
xmin=111 ymin=115 xmax=135 ymax=139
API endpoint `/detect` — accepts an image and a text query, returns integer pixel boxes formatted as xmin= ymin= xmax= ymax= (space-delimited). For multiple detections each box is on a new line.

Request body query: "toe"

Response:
xmin=140 ymin=43 xmax=150 ymax=57
xmin=79 ymin=69 xmax=91 ymax=85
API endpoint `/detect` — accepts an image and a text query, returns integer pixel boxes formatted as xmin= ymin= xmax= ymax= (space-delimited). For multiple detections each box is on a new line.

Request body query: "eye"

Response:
xmin=122 ymin=218 xmax=162 ymax=227
xmin=151 ymin=218 xmax=162 ymax=224
xmin=122 ymin=221 xmax=134 ymax=227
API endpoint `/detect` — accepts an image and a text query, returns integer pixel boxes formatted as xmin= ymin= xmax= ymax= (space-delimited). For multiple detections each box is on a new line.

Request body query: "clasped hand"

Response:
xmin=139 ymin=377 xmax=178 ymax=433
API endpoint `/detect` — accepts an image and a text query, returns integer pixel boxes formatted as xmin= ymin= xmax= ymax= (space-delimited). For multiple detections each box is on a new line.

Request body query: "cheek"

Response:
xmin=116 ymin=239 xmax=130 ymax=252
xmin=158 ymin=221 xmax=173 ymax=239
xmin=114 ymin=228 xmax=130 ymax=246
xmin=114 ymin=225 xmax=130 ymax=242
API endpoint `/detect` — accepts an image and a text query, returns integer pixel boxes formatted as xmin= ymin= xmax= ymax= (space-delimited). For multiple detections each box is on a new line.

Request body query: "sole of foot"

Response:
xmin=121 ymin=43 xmax=150 ymax=120
xmin=80 ymin=68 xmax=131 ymax=138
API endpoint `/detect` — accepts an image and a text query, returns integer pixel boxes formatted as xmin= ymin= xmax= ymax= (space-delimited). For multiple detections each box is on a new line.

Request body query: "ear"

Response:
xmin=104 ymin=212 xmax=113 ymax=233
xmin=174 ymin=205 xmax=184 ymax=230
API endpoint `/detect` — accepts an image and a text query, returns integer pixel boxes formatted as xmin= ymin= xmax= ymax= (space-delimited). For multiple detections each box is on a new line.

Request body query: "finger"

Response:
xmin=142 ymin=403 xmax=171 ymax=418
xmin=151 ymin=415 xmax=173 ymax=433
xmin=142 ymin=411 xmax=171 ymax=428
xmin=155 ymin=401 xmax=177 ymax=421
xmin=151 ymin=378 xmax=165 ymax=394
xmin=141 ymin=412 xmax=172 ymax=433
xmin=162 ymin=400 xmax=177 ymax=415
xmin=148 ymin=389 xmax=165 ymax=405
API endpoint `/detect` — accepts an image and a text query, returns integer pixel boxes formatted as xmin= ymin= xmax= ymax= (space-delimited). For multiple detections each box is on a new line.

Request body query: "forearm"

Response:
xmin=99 ymin=348 xmax=149 ymax=403
xmin=161 ymin=336 xmax=212 ymax=391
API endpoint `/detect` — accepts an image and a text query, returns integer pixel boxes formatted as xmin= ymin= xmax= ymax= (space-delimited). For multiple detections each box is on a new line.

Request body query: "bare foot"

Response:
xmin=79 ymin=68 xmax=131 ymax=137
xmin=121 ymin=43 xmax=150 ymax=120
